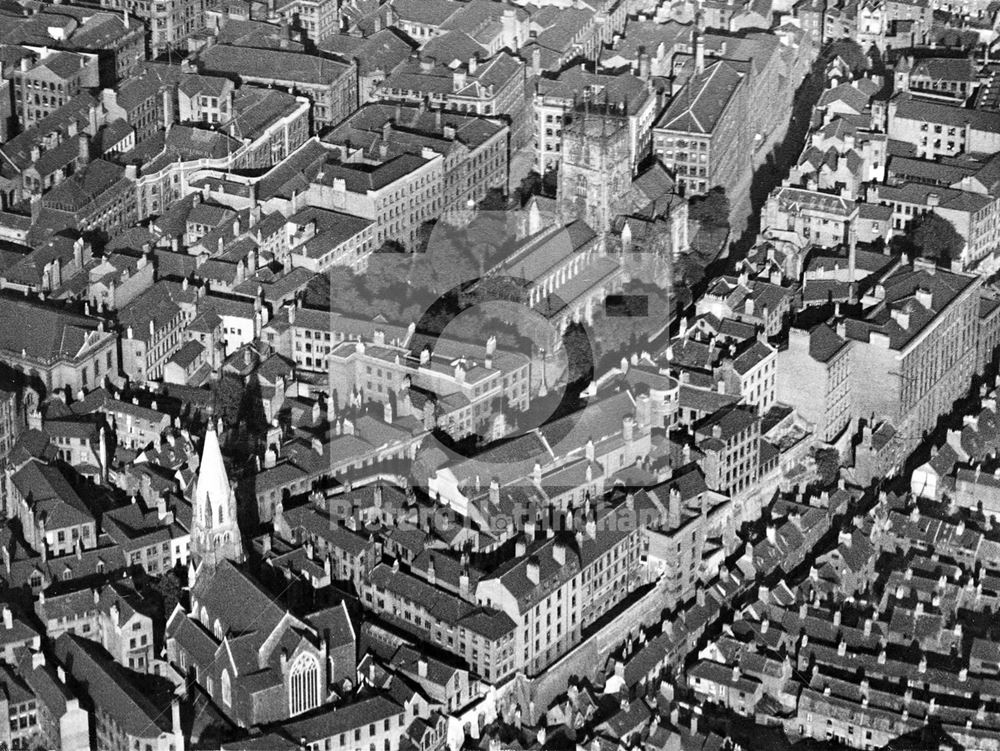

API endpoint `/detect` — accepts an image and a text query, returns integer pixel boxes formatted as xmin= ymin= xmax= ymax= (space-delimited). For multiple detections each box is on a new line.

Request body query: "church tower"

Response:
xmin=556 ymin=95 xmax=632 ymax=234
xmin=190 ymin=422 xmax=244 ymax=568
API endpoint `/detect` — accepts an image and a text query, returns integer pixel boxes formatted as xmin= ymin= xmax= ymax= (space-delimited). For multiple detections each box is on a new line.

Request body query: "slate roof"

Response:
xmin=893 ymin=92 xmax=1000 ymax=132
xmin=844 ymin=262 xmax=977 ymax=350
xmin=655 ymin=60 xmax=745 ymax=135
xmin=54 ymin=633 xmax=174 ymax=735
xmin=198 ymin=44 xmax=353 ymax=86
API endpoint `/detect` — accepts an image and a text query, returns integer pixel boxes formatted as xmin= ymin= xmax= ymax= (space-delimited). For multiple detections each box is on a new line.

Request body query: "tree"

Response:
xmin=905 ymin=212 xmax=965 ymax=264
xmin=814 ymin=447 xmax=840 ymax=487
xmin=688 ymin=187 xmax=730 ymax=229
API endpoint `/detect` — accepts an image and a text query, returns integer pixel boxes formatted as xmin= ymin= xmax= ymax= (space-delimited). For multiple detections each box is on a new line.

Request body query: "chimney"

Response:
xmin=2 ymin=606 xmax=12 ymax=630
xmin=553 ymin=540 xmax=566 ymax=565
xmin=526 ymin=555 xmax=540 ymax=584
xmin=417 ymin=658 xmax=427 ymax=678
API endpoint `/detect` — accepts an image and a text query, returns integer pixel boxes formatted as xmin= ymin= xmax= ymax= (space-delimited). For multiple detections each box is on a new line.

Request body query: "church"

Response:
xmin=165 ymin=423 xmax=345 ymax=727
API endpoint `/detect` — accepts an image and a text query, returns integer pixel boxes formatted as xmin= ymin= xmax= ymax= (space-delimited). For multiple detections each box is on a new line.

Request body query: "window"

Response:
xmin=221 ymin=669 xmax=232 ymax=706
xmin=289 ymin=652 xmax=321 ymax=715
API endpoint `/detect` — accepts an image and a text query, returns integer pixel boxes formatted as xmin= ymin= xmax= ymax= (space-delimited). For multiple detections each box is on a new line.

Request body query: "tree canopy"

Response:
xmin=688 ymin=187 xmax=731 ymax=230
xmin=895 ymin=212 xmax=965 ymax=264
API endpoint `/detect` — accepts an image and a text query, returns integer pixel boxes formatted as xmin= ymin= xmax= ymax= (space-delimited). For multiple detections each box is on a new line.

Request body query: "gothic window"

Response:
xmin=214 ymin=619 xmax=223 ymax=639
xmin=221 ymin=669 xmax=231 ymax=706
xmin=288 ymin=651 xmax=320 ymax=715
xmin=574 ymin=175 xmax=588 ymax=199
xmin=217 ymin=504 xmax=224 ymax=525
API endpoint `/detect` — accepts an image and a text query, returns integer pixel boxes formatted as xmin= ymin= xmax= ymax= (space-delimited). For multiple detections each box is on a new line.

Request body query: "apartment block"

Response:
xmin=777 ymin=324 xmax=853 ymax=442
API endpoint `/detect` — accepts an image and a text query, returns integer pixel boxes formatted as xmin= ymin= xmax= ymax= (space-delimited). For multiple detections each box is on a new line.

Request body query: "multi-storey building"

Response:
xmin=8 ymin=458 xmax=98 ymax=558
xmin=305 ymin=143 xmax=444 ymax=250
xmin=763 ymin=186 xmax=859 ymax=248
xmin=128 ymin=91 xmax=311 ymax=220
xmin=285 ymin=207 xmax=375 ymax=273
xmin=475 ymin=492 xmax=657 ymax=676
xmin=714 ymin=339 xmax=778 ymax=414
xmin=821 ymin=0 xmax=857 ymax=40
xmin=888 ymin=93 xmax=1000 ymax=159
xmin=793 ymin=0 xmax=826 ymax=47
xmin=103 ymin=491 xmax=191 ymax=573
xmin=54 ymin=634 xmax=185 ymax=751
xmin=328 ymin=331 xmax=531 ymax=440
xmin=11 ymin=651 xmax=91 ymax=751
xmin=37 ymin=159 xmax=138 ymax=242
xmin=197 ymin=44 xmax=357 ymax=130
xmin=894 ymin=56 xmax=978 ymax=101
xmin=280 ymin=696 xmax=416 ymax=751
xmin=0 ymin=232 xmax=92 ymax=296
xmin=176 ymin=74 xmax=235 ymax=125
xmin=777 ymin=324 xmax=853 ymax=441
xmin=843 ymin=257 xmax=982 ymax=464
xmin=869 ymin=182 xmax=999 ymax=271
xmin=0 ymin=7 xmax=145 ymax=87
xmin=694 ymin=405 xmax=761 ymax=496
xmin=0 ymin=297 xmax=118 ymax=395
xmin=323 ymin=104 xmax=509 ymax=221
xmin=100 ymin=0 xmax=206 ymax=56
xmin=272 ymin=0 xmax=339 ymax=43
xmin=44 ymin=419 xmax=103 ymax=470
xmin=102 ymin=64 xmax=181 ymax=144
xmin=374 ymin=52 xmax=531 ymax=148
xmin=0 ymin=92 xmax=108 ymax=208
xmin=10 ymin=48 xmax=100 ymax=130
xmin=37 ymin=580 xmax=156 ymax=672
xmin=652 ymin=59 xmax=749 ymax=197
xmin=534 ymin=68 xmax=655 ymax=175
xmin=119 ymin=283 xmax=197 ymax=384
xmin=363 ymin=562 xmax=518 ymax=683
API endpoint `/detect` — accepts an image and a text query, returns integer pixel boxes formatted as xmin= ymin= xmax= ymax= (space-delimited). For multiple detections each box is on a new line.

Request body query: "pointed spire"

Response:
xmin=191 ymin=422 xmax=244 ymax=568
xmin=195 ymin=424 xmax=231 ymax=515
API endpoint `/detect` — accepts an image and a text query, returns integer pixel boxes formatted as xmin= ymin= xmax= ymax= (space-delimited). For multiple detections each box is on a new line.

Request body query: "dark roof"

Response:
xmin=54 ymin=633 xmax=174 ymax=736
xmin=198 ymin=44 xmax=352 ymax=86
xmin=893 ymin=92 xmax=1000 ymax=132
xmin=0 ymin=298 xmax=108 ymax=364
xmin=808 ymin=323 xmax=848 ymax=363
xmin=654 ymin=60 xmax=745 ymax=135
xmin=844 ymin=261 xmax=977 ymax=350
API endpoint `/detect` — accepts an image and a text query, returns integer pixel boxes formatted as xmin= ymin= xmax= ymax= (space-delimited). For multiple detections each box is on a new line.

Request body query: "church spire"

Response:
xmin=191 ymin=421 xmax=244 ymax=568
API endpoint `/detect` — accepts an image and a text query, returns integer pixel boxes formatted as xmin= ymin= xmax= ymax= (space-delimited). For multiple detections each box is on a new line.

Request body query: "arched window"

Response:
xmin=217 ymin=503 xmax=224 ymax=525
xmin=221 ymin=669 xmax=231 ymax=706
xmin=288 ymin=651 xmax=320 ymax=716
xmin=200 ymin=606 xmax=209 ymax=626
xmin=213 ymin=619 xmax=223 ymax=639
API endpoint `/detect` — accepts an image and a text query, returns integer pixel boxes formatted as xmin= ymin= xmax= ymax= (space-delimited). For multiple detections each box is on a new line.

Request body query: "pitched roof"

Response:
xmin=54 ymin=633 xmax=175 ymax=736
xmin=654 ymin=60 xmax=745 ymax=135
xmin=198 ymin=44 xmax=352 ymax=86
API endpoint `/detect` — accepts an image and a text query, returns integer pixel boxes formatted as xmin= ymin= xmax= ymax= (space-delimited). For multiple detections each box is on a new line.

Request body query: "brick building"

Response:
xmin=653 ymin=59 xmax=749 ymax=197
